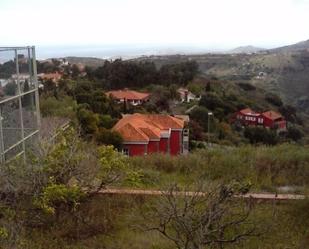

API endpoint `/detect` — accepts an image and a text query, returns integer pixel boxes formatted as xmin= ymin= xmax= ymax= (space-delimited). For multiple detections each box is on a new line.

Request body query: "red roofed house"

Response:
xmin=261 ymin=111 xmax=287 ymax=131
xmin=232 ymin=108 xmax=287 ymax=131
xmin=38 ymin=72 xmax=62 ymax=83
xmin=113 ymin=113 xmax=189 ymax=156
xmin=106 ymin=89 xmax=150 ymax=106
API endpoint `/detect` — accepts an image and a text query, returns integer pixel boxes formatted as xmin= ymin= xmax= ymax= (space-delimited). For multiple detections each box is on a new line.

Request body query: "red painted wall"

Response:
xmin=148 ymin=141 xmax=159 ymax=154
xmin=170 ymin=130 xmax=182 ymax=156
xmin=125 ymin=144 xmax=146 ymax=156
xmin=159 ymin=138 xmax=168 ymax=153
xmin=262 ymin=116 xmax=274 ymax=128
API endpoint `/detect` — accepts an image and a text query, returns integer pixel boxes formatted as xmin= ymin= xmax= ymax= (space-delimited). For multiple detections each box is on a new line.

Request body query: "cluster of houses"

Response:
xmin=106 ymin=88 xmax=200 ymax=106
xmin=106 ymin=89 xmax=288 ymax=157
xmin=231 ymin=108 xmax=287 ymax=131
xmin=105 ymin=88 xmax=196 ymax=156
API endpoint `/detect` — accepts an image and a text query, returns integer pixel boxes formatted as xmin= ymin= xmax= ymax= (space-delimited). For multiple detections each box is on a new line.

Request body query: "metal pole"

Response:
xmin=15 ymin=49 xmax=26 ymax=162
xmin=0 ymin=113 xmax=4 ymax=163
xmin=31 ymin=46 xmax=41 ymax=132
xmin=208 ymin=112 xmax=213 ymax=146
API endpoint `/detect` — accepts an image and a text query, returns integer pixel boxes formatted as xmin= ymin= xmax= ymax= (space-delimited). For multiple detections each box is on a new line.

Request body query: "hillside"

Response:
xmin=133 ymin=51 xmax=309 ymax=114
xmin=65 ymin=56 xmax=105 ymax=67
xmin=228 ymin=45 xmax=265 ymax=54
xmin=270 ymin=39 xmax=309 ymax=53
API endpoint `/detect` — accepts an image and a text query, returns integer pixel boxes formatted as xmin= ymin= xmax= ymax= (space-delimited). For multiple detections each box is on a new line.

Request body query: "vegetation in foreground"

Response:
xmin=0 ymin=129 xmax=309 ymax=248
xmin=129 ymin=144 xmax=309 ymax=193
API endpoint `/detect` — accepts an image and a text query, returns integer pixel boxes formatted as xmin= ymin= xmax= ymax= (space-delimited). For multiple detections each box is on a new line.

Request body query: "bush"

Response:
xmin=265 ymin=93 xmax=283 ymax=107
xmin=286 ymin=126 xmax=303 ymax=141
xmin=238 ymin=82 xmax=256 ymax=91
xmin=96 ymin=128 xmax=123 ymax=150
xmin=244 ymin=127 xmax=278 ymax=145
xmin=40 ymin=96 xmax=76 ymax=118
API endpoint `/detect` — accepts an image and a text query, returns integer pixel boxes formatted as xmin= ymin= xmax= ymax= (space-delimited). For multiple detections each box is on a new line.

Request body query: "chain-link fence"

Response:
xmin=0 ymin=47 xmax=40 ymax=163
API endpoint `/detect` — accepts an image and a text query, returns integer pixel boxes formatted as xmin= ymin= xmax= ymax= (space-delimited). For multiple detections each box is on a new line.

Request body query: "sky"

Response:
xmin=1 ymin=0 xmax=309 ymax=52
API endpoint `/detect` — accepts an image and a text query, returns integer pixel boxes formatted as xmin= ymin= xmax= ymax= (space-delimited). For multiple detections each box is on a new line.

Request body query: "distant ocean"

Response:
xmin=0 ymin=44 xmax=220 ymax=62
xmin=35 ymin=44 xmax=215 ymax=60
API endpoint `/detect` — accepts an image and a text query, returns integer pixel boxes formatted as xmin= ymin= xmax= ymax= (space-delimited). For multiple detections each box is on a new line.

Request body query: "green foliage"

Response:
xmin=265 ymin=93 xmax=283 ymax=107
xmin=35 ymin=183 xmax=85 ymax=215
xmin=98 ymin=114 xmax=117 ymax=129
xmin=96 ymin=128 xmax=123 ymax=149
xmin=286 ymin=125 xmax=303 ymax=141
xmin=130 ymin=144 xmax=309 ymax=189
xmin=199 ymin=92 xmax=224 ymax=110
xmin=92 ymin=59 xmax=199 ymax=89
xmin=0 ymin=227 xmax=8 ymax=240
xmin=146 ymin=85 xmax=172 ymax=112
xmin=279 ymin=104 xmax=298 ymax=123
xmin=42 ymin=128 xmax=87 ymax=184
xmin=238 ymin=82 xmax=256 ymax=91
xmin=3 ymin=82 xmax=16 ymax=96
xmin=0 ymin=60 xmax=15 ymax=78
xmin=77 ymin=107 xmax=99 ymax=135
xmin=244 ymin=127 xmax=279 ymax=145
xmin=73 ymin=80 xmax=120 ymax=117
xmin=40 ymin=95 xmax=76 ymax=118
xmin=97 ymin=145 xmax=134 ymax=186
xmin=187 ymin=82 xmax=203 ymax=96
xmin=189 ymin=106 xmax=210 ymax=130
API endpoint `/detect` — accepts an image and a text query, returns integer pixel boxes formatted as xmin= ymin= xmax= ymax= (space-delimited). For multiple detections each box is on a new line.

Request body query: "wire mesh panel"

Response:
xmin=0 ymin=47 xmax=40 ymax=163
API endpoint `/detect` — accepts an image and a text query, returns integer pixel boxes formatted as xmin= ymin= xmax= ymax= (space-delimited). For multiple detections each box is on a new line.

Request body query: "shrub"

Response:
xmin=238 ymin=82 xmax=256 ymax=91
xmin=244 ymin=127 xmax=278 ymax=145
xmin=265 ymin=93 xmax=283 ymax=107
xmin=96 ymin=128 xmax=123 ymax=150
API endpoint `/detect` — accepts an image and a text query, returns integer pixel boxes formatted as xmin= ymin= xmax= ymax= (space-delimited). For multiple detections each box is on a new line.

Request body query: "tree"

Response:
xmin=286 ymin=126 xmax=303 ymax=141
xmin=244 ymin=127 xmax=278 ymax=145
xmin=143 ymin=183 xmax=261 ymax=249
xmin=187 ymin=82 xmax=203 ymax=96
xmin=77 ymin=106 xmax=99 ymax=135
xmin=22 ymin=80 xmax=32 ymax=106
xmin=199 ymin=93 xmax=224 ymax=110
xmin=0 ymin=128 xmax=134 ymax=246
xmin=3 ymin=82 xmax=16 ymax=96
xmin=265 ymin=93 xmax=283 ymax=107
xmin=96 ymin=128 xmax=123 ymax=150
xmin=189 ymin=106 xmax=210 ymax=131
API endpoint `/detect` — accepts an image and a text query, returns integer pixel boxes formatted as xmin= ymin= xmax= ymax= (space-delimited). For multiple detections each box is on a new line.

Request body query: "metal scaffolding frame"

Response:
xmin=0 ymin=46 xmax=41 ymax=163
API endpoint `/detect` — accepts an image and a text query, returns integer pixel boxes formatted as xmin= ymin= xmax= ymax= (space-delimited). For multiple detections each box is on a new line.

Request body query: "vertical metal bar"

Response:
xmin=15 ymin=49 xmax=26 ymax=162
xmin=208 ymin=115 xmax=210 ymax=146
xmin=27 ymin=47 xmax=33 ymax=92
xmin=31 ymin=46 xmax=41 ymax=132
xmin=0 ymin=109 xmax=4 ymax=163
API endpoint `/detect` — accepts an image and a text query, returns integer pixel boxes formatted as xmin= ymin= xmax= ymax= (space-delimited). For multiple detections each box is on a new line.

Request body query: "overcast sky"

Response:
xmin=1 ymin=0 xmax=309 ymax=50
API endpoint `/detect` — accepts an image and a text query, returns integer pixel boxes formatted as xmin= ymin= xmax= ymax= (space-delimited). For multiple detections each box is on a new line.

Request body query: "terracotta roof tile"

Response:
xmin=239 ymin=108 xmax=256 ymax=115
xmin=262 ymin=111 xmax=282 ymax=120
xmin=106 ymin=89 xmax=150 ymax=101
xmin=113 ymin=114 xmax=184 ymax=142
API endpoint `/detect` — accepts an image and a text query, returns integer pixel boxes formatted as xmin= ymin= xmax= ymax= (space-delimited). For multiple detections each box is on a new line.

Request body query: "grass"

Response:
xmin=19 ymin=195 xmax=309 ymax=249
xmin=127 ymin=144 xmax=309 ymax=193
xmin=5 ymin=144 xmax=309 ymax=249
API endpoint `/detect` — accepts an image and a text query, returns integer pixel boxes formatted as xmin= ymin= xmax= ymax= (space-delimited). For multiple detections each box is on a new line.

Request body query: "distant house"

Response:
xmin=11 ymin=74 xmax=30 ymax=82
xmin=261 ymin=111 xmax=287 ymax=131
xmin=38 ymin=72 xmax=62 ymax=83
xmin=0 ymin=79 xmax=9 ymax=88
xmin=178 ymin=88 xmax=200 ymax=103
xmin=232 ymin=108 xmax=287 ymax=131
xmin=106 ymin=89 xmax=150 ymax=106
xmin=113 ymin=113 xmax=189 ymax=156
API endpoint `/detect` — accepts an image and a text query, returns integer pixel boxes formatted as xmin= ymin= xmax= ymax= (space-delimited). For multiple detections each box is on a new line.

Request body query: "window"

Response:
xmin=122 ymin=148 xmax=129 ymax=156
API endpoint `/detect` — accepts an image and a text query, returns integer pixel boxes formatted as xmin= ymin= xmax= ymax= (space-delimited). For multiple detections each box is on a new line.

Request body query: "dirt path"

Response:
xmin=99 ymin=188 xmax=305 ymax=201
